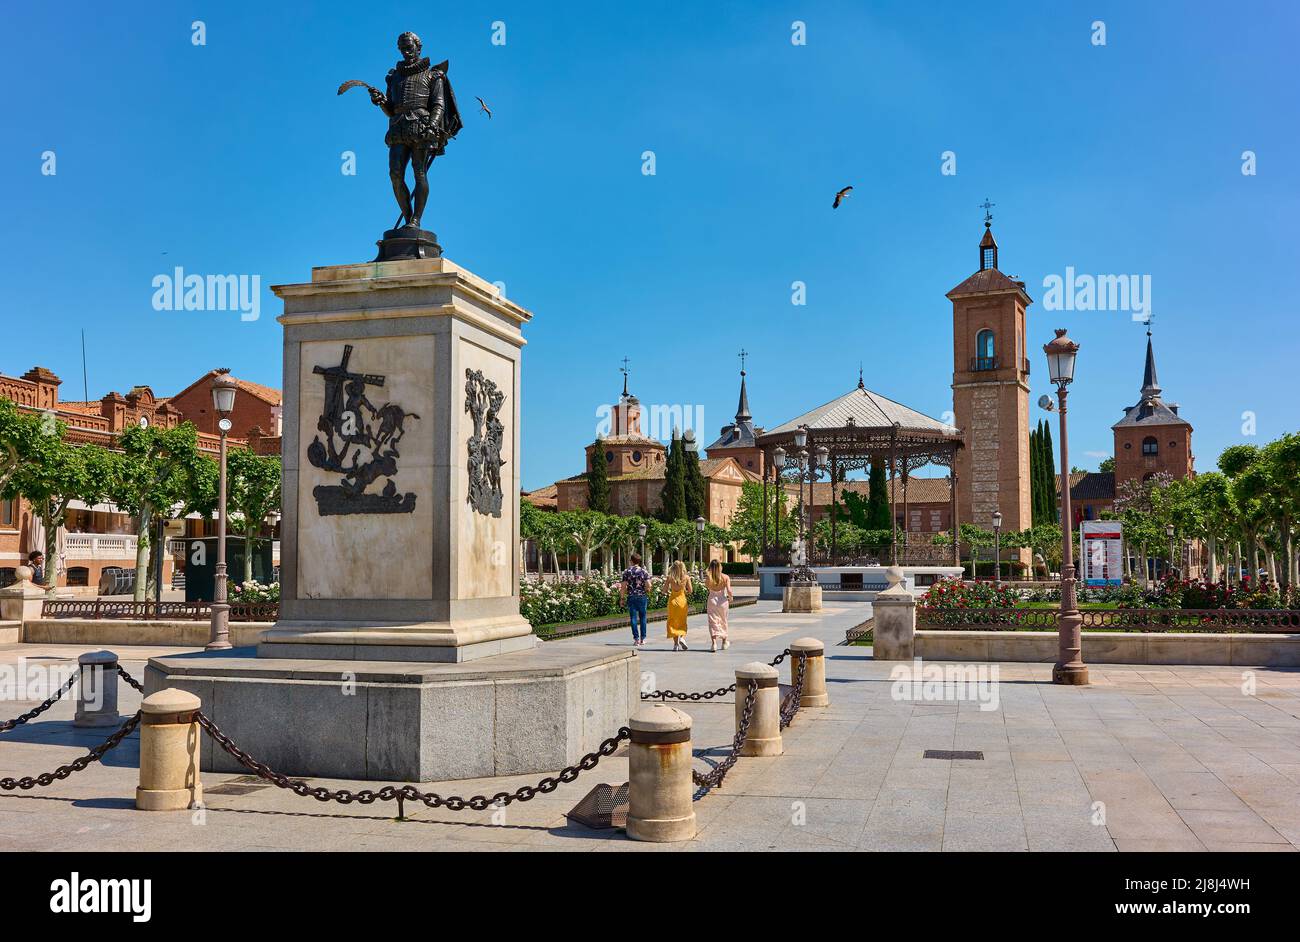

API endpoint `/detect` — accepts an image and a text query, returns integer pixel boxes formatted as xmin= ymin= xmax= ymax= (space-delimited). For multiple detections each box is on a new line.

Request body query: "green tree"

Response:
xmin=865 ymin=460 xmax=890 ymax=530
xmin=1098 ymin=456 xmax=1116 ymax=474
xmin=226 ymin=448 xmax=282 ymax=584
xmin=682 ymin=431 xmax=708 ymax=521
xmin=586 ymin=439 xmax=610 ymax=513
xmin=2 ymin=427 xmax=111 ymax=593
xmin=728 ymin=480 xmax=789 ymax=570
xmin=658 ymin=429 xmax=687 ymax=522
xmin=102 ymin=424 xmax=214 ymax=601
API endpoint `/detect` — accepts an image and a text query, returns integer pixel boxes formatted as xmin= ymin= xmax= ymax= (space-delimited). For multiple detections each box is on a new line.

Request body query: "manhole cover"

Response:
xmin=923 ymin=750 xmax=984 ymax=761
xmin=566 ymin=782 xmax=630 ymax=829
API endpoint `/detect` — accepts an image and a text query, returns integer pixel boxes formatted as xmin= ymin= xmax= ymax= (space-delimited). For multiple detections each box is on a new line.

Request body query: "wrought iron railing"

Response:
xmin=917 ymin=607 xmax=1300 ymax=633
xmin=761 ymin=547 xmax=955 ymax=567
xmin=39 ymin=599 xmax=278 ymax=622
xmin=970 ymin=356 xmax=998 ymax=372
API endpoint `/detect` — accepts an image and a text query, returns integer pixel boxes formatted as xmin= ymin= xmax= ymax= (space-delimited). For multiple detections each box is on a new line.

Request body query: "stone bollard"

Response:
xmin=626 ymin=703 xmax=696 ymax=842
xmin=789 ymin=637 xmax=829 ymax=708
xmin=74 ymin=650 xmax=121 ymax=728
xmin=735 ymin=662 xmax=783 ymax=757
xmin=871 ymin=566 xmax=917 ymax=660
xmin=136 ymin=688 xmax=203 ymax=811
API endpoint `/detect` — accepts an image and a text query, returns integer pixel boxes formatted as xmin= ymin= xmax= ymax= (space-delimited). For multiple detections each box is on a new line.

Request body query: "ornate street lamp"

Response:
xmin=992 ymin=510 xmax=1003 ymax=586
xmin=638 ymin=521 xmax=647 ymax=565
xmin=695 ymin=515 xmax=706 ymax=575
xmin=773 ymin=430 xmax=829 ymax=586
xmin=1166 ymin=523 xmax=1176 ymax=580
xmin=1044 ymin=330 xmax=1087 ymax=685
xmin=207 ymin=369 xmax=238 ymax=651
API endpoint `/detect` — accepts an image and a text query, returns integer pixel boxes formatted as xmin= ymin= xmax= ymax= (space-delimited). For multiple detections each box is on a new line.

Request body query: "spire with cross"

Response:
xmin=619 ymin=356 xmax=630 ymax=398
xmin=979 ymin=198 xmax=995 ymax=228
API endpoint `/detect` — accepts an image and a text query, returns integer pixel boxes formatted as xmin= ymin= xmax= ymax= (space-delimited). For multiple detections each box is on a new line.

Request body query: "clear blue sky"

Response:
xmin=3 ymin=1 xmax=1297 ymax=490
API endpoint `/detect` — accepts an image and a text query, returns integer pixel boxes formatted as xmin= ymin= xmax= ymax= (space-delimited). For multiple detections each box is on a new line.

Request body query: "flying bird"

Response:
xmin=475 ymin=96 xmax=492 ymax=119
xmin=832 ymin=185 xmax=853 ymax=209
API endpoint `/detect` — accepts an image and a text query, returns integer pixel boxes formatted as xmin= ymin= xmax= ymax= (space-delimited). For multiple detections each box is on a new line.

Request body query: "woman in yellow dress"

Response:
xmin=665 ymin=560 xmax=691 ymax=651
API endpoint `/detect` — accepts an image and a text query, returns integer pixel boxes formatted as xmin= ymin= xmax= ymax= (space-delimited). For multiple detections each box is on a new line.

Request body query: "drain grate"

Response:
xmin=566 ymin=782 xmax=630 ymax=830
xmin=923 ymin=749 xmax=984 ymax=761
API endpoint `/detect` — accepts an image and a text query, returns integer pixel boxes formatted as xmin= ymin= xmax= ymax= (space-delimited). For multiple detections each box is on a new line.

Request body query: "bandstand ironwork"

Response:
xmin=757 ymin=393 xmax=964 ymax=569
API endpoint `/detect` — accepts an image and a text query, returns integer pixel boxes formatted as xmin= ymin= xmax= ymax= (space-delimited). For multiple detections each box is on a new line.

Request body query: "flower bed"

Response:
xmin=231 ymin=580 xmax=280 ymax=603
xmin=520 ymin=576 xmax=708 ymax=629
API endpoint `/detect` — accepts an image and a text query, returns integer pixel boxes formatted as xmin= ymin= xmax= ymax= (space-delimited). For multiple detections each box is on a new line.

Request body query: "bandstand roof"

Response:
xmin=761 ymin=383 xmax=960 ymax=440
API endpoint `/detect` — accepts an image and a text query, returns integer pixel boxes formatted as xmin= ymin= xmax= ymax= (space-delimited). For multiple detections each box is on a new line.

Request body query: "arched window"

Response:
xmin=975 ymin=330 xmax=996 ymax=370
xmin=1142 ymin=436 xmax=1159 ymax=456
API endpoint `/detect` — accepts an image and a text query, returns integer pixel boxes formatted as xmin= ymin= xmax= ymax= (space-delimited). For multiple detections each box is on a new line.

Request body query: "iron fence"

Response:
xmin=917 ymin=607 xmax=1300 ymax=633
xmin=39 ymin=599 xmax=278 ymax=622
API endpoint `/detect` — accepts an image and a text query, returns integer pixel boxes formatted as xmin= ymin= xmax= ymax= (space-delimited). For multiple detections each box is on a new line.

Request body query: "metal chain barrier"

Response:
xmin=642 ymin=649 xmax=790 ymax=702
xmin=116 ymin=665 xmax=145 ymax=693
xmin=0 ymin=712 xmax=142 ymax=791
xmin=691 ymin=681 xmax=756 ymax=791
xmin=0 ymin=671 xmax=80 ymax=733
xmin=195 ymin=710 xmax=630 ymax=813
xmin=779 ymin=653 xmax=807 ymax=730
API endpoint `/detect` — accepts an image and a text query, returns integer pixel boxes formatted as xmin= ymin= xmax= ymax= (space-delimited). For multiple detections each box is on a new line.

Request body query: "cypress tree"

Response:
xmin=682 ymin=431 xmax=708 ymax=521
xmin=659 ymin=429 xmax=687 ymax=522
xmin=865 ymin=459 xmax=891 ymax=530
xmin=586 ymin=438 xmax=610 ymax=512
xmin=1042 ymin=420 xmax=1058 ymax=522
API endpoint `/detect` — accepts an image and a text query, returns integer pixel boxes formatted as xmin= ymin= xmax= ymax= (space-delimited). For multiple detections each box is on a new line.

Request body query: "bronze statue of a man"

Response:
xmin=367 ymin=31 xmax=463 ymax=231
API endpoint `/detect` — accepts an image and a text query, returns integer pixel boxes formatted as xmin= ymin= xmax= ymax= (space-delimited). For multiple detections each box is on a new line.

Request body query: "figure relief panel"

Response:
xmin=456 ymin=339 xmax=515 ymax=600
xmin=296 ymin=336 xmax=435 ymax=600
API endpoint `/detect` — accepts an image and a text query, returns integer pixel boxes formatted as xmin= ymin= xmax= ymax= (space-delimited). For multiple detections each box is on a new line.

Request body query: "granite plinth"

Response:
xmin=144 ymin=644 xmax=639 ymax=782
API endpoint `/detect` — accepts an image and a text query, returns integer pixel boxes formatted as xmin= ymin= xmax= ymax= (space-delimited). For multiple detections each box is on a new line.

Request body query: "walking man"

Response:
xmin=620 ymin=553 xmax=651 ymax=646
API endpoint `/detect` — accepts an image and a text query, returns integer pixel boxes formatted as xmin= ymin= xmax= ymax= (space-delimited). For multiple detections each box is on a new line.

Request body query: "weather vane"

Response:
xmin=979 ymin=198 xmax=995 ymax=227
xmin=738 ymin=348 xmax=748 ymax=374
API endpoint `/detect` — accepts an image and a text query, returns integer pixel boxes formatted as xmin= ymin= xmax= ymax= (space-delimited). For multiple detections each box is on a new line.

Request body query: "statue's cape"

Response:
xmin=431 ymin=59 xmax=463 ymax=142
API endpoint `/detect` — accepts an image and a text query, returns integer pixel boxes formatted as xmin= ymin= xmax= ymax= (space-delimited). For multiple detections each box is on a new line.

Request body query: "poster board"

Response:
xmin=1080 ymin=520 xmax=1123 ymax=587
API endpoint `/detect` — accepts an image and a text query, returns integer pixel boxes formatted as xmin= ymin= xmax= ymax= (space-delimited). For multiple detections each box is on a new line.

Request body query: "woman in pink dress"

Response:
xmin=705 ymin=560 xmax=733 ymax=652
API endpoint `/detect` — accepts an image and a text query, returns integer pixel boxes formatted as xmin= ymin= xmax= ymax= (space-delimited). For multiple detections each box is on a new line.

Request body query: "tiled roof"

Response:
xmin=522 ymin=484 xmax=558 ymax=509
xmin=764 ymin=385 xmax=959 ymax=437
xmin=235 ymin=378 xmax=282 ymax=406
xmin=946 ymin=267 xmax=1032 ymax=301
xmin=552 ymin=457 xmax=760 ymax=488
xmin=1057 ymin=471 xmax=1116 ymax=502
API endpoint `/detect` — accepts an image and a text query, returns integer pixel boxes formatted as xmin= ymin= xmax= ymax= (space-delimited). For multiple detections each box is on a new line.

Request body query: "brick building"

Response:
xmin=948 ymin=219 xmax=1033 ymax=565
xmin=529 ymin=372 xmax=762 ymax=561
xmin=0 ymin=364 xmax=282 ymax=591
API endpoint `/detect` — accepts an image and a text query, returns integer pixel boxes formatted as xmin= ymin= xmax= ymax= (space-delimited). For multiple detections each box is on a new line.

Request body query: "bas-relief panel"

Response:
xmin=296 ymin=336 xmax=435 ymax=600
xmin=456 ymin=340 xmax=515 ymax=600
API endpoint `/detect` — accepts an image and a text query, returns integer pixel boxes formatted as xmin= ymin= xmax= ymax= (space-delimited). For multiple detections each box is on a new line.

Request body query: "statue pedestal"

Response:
xmin=146 ymin=256 xmax=638 ymax=781
xmin=262 ymin=256 xmax=534 ymax=663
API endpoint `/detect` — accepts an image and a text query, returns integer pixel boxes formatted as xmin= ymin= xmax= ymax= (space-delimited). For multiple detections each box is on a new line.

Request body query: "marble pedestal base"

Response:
xmin=782 ymin=584 xmax=823 ymax=613
xmin=258 ymin=617 xmax=537 ymax=663
xmin=145 ymin=644 xmax=639 ymax=782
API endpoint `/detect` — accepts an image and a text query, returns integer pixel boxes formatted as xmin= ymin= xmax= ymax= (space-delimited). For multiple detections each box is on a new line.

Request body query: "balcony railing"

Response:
xmin=969 ymin=356 xmax=998 ymax=372
xmin=64 ymin=534 xmax=137 ymax=559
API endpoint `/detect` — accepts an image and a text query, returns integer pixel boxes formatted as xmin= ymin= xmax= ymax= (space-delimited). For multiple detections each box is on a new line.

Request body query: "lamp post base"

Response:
xmin=1052 ymin=663 xmax=1090 ymax=685
xmin=206 ymin=602 xmax=232 ymax=651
